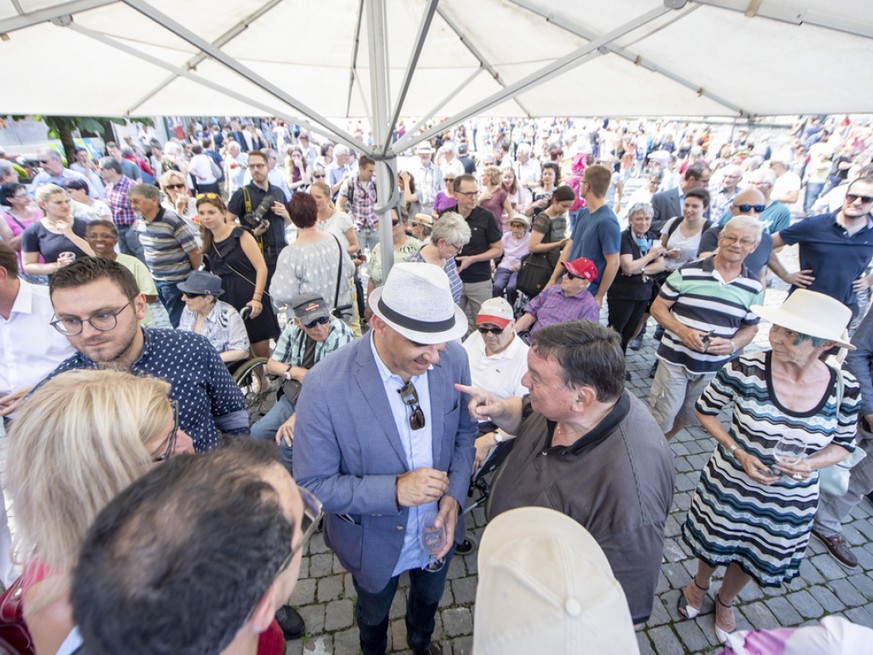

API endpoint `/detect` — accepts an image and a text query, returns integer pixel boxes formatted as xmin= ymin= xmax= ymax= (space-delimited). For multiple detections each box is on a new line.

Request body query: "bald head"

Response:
xmin=731 ymin=187 xmax=766 ymax=218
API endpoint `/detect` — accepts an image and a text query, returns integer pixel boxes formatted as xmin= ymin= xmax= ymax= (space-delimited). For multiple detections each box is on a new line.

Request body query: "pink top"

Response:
xmin=2 ymin=208 xmax=43 ymax=264
xmin=479 ymin=188 xmax=509 ymax=231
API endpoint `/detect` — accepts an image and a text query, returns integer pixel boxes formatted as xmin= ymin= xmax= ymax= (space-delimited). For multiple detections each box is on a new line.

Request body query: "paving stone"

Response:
xmin=389 ymin=618 xmax=406 ymax=652
xmin=450 ymin=635 xmax=473 ymax=655
xmin=317 ymin=574 xmax=344 ymax=603
xmin=739 ymin=601 xmax=780 ymax=630
xmin=302 ymin=635 xmax=333 ymax=654
xmin=324 ymin=598 xmax=354 ymax=632
xmin=333 ymin=557 xmax=349 ymax=575
xmin=845 ymin=604 xmax=873 ymax=628
xmin=343 ymin=572 xmax=356 ymax=601
xmin=441 ymin=607 xmax=473 ymax=638
xmin=808 ymin=585 xmax=845 ymax=613
xmin=810 ymin=553 xmax=849 ymax=580
xmin=309 ymin=553 xmax=335 ymax=578
xmin=827 ymin=577 xmax=868 ymax=607
xmin=799 ymin=559 xmax=826 ymax=584
xmin=764 ymin=595 xmax=803 ymax=626
xmin=389 ymin=590 xmax=407 ymax=619
xmin=673 ymin=618 xmax=710 ymax=652
xmin=636 ymin=632 xmax=657 ymax=655
xmin=785 ymin=589 xmax=824 ymax=619
xmin=737 ymin=582 xmax=765 ymax=602
xmin=451 ymin=576 xmax=478 ymax=605
xmin=289 ymin=578 xmax=317 ymax=606
xmin=296 ymin=557 xmax=310 ymax=580
xmin=307 ymin=531 xmax=331 ymax=555
xmin=299 ymin=603 xmax=326 ymax=635
xmin=439 ymin=583 xmax=455 ymax=607
xmin=284 ymin=640 xmax=304 ymax=655
xmin=647 ymin=625 xmax=684 ymax=655
xmin=848 ymin=571 xmax=873 ymax=601
xmin=648 ymin=595 xmax=672 ymax=627
xmin=333 ymin=628 xmax=360 ymax=654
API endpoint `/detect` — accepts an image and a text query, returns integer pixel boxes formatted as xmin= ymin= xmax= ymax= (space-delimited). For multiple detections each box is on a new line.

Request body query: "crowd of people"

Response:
xmin=1 ymin=112 xmax=873 ymax=654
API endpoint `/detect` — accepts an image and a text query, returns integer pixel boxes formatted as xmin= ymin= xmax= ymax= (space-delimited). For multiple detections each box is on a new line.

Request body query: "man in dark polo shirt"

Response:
xmin=228 ymin=150 xmax=290 ymax=281
xmin=451 ymin=174 xmax=502 ymax=329
xmin=457 ymin=321 xmax=674 ymax=627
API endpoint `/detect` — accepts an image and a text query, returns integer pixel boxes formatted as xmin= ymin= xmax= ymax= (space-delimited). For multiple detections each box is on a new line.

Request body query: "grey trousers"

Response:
xmin=813 ymin=424 xmax=873 ymax=537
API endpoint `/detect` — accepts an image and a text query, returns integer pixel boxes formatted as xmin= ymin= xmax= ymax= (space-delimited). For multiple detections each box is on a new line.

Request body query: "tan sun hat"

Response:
xmin=752 ymin=289 xmax=854 ymax=350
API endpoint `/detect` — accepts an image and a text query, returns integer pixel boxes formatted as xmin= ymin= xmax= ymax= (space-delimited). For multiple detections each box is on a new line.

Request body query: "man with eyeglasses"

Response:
xmin=250 ymin=292 xmax=354 ymax=459
xmin=41 ymin=257 xmax=248 ymax=452
xmin=769 ymin=176 xmax=873 ymax=318
xmin=515 ymin=257 xmax=600 ymax=336
xmin=228 ymin=150 xmax=290 ymax=281
xmin=450 ymin=174 xmax=503 ymax=331
xmin=699 ymin=187 xmax=773 ymax=281
xmin=709 ymin=164 xmax=743 ymax=223
xmin=462 ymin=297 xmax=529 ymax=470
xmin=649 ymin=215 xmax=763 ymax=440
xmin=294 ymin=263 xmax=477 ymax=655
xmin=69 ymin=439 xmax=316 ymax=655
xmin=31 ymin=148 xmax=90 ymax=196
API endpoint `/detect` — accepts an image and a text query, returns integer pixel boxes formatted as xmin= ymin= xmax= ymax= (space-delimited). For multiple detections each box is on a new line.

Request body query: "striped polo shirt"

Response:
xmin=657 ymin=256 xmax=763 ymax=374
xmin=134 ymin=207 xmax=199 ymax=282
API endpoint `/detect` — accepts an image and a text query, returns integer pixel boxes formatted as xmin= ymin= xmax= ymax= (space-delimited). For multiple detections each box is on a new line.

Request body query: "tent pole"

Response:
xmin=120 ymin=0 xmax=362 ymax=151
xmin=0 ymin=0 xmax=114 ymax=33
xmin=344 ymin=0 xmax=366 ymax=119
xmin=367 ymin=0 xmax=396 ymax=280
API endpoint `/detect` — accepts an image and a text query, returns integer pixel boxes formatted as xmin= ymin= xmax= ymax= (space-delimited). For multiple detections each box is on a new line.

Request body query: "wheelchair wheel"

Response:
xmin=455 ymin=532 xmax=479 ymax=556
xmin=232 ymin=357 xmax=270 ymax=423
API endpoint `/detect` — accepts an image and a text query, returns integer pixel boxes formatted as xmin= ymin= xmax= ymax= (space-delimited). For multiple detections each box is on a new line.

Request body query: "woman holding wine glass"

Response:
xmin=677 ymin=290 xmax=859 ymax=643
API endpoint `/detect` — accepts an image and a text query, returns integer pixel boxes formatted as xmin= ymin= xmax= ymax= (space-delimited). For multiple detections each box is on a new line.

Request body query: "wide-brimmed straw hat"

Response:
xmin=752 ymin=289 xmax=854 ymax=349
xmin=369 ymin=262 xmax=467 ymax=344
xmin=474 ymin=507 xmax=637 ymax=655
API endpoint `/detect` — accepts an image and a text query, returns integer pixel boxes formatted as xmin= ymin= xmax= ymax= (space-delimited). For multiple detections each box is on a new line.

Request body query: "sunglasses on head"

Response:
xmin=477 ymin=325 xmax=505 ymax=335
xmin=847 ymin=193 xmax=873 ymax=204
xmin=733 ymin=203 xmax=765 ymax=213
xmin=304 ymin=315 xmax=330 ymax=329
xmin=196 ymin=192 xmax=221 ymax=201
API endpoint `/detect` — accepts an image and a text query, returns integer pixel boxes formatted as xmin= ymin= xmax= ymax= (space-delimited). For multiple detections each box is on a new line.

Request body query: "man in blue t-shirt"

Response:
xmin=770 ymin=176 xmax=873 ymax=315
xmin=549 ymin=164 xmax=621 ymax=308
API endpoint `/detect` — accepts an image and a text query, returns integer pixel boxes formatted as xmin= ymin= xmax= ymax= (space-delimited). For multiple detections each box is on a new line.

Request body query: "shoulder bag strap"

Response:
xmin=332 ymin=235 xmax=343 ymax=309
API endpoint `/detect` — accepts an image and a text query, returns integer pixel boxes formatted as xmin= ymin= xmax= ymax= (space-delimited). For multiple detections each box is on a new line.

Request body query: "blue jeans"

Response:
xmin=250 ymin=394 xmax=295 ymax=471
xmin=357 ymin=227 xmax=380 ymax=254
xmin=117 ymin=225 xmax=145 ymax=262
xmin=804 ymin=182 xmax=825 ymax=213
xmin=492 ymin=267 xmax=519 ymax=305
xmin=354 ymin=552 xmax=453 ymax=655
xmin=156 ymin=280 xmax=185 ymax=327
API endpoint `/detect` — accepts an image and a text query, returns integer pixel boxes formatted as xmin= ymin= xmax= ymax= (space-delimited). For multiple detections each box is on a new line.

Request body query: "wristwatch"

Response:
xmin=493 ymin=432 xmax=504 ymax=444
xmin=284 ymin=365 xmax=292 ymax=380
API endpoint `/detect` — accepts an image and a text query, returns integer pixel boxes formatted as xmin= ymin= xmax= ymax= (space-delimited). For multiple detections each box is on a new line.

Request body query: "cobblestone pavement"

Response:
xmin=280 ymin=245 xmax=873 ymax=654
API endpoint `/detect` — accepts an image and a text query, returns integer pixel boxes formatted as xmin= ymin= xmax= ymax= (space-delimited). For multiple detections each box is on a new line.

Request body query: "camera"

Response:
xmin=245 ymin=196 xmax=274 ymax=231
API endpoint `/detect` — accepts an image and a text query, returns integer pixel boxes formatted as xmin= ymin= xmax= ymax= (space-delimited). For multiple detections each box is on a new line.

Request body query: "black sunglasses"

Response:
xmin=312 ymin=173 xmax=325 ymax=178
xmin=398 ymin=381 xmax=426 ymax=431
xmin=164 ymin=183 xmax=186 ymax=190
xmin=304 ymin=315 xmax=330 ymax=329
xmin=566 ymin=272 xmax=585 ymax=281
xmin=477 ymin=325 xmax=505 ymax=335
xmin=846 ymin=193 xmax=873 ymax=204
xmin=733 ymin=204 xmax=766 ymax=213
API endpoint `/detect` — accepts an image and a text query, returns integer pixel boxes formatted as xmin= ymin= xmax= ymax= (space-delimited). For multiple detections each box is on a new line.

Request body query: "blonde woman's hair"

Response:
xmin=34 ymin=183 xmax=66 ymax=204
xmin=482 ymin=165 xmax=501 ymax=186
xmin=310 ymin=180 xmax=335 ymax=211
xmin=8 ymin=369 xmax=172 ymax=606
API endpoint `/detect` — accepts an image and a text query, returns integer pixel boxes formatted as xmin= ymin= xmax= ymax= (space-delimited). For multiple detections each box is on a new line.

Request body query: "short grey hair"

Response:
xmin=129 ymin=184 xmax=160 ymax=202
xmin=750 ymin=168 xmax=776 ymax=186
xmin=0 ymin=161 xmax=13 ymax=179
xmin=432 ymin=212 xmax=471 ymax=248
xmin=516 ymin=143 xmax=532 ymax=156
xmin=626 ymin=202 xmax=654 ymax=220
xmin=98 ymin=157 xmax=122 ymax=175
xmin=37 ymin=148 xmax=63 ymax=162
xmin=723 ymin=215 xmax=763 ymax=239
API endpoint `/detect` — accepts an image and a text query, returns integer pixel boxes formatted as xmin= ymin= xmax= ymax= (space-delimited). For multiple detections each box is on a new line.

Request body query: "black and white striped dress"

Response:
xmin=683 ymin=351 xmax=858 ymax=585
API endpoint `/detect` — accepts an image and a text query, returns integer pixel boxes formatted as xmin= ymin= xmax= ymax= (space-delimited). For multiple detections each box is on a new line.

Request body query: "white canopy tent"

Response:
xmin=2 ymin=0 xmax=872 ymax=268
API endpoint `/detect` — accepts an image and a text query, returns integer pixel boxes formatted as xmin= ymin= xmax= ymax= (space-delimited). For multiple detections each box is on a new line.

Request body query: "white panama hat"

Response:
xmin=474 ymin=507 xmax=639 ymax=655
xmin=369 ymin=262 xmax=468 ymax=344
xmin=752 ymin=289 xmax=854 ymax=350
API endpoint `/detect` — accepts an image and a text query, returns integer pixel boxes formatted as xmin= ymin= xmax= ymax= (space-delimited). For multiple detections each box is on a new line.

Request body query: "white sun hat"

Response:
xmin=474 ymin=507 xmax=639 ymax=655
xmin=369 ymin=262 xmax=468 ymax=344
xmin=752 ymin=289 xmax=854 ymax=350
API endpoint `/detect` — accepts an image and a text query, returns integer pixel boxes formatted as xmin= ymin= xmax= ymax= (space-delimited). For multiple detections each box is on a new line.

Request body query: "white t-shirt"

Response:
xmin=462 ymin=331 xmax=529 ymax=401
xmin=188 ymin=153 xmax=217 ymax=184
xmin=661 ymin=217 xmax=706 ymax=271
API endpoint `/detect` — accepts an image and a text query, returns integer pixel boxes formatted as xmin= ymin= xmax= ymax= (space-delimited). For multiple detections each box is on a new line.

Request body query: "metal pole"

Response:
xmin=366 ymin=0 xmax=396 ymax=279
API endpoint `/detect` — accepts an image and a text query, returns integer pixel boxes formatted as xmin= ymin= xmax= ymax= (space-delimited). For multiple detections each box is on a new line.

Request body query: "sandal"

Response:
xmin=714 ymin=592 xmax=736 ymax=642
xmin=677 ymin=577 xmax=709 ymax=619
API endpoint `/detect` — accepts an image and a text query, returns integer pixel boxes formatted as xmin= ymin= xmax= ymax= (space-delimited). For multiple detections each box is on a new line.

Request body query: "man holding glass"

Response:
xmin=294 ymin=262 xmax=477 ymax=655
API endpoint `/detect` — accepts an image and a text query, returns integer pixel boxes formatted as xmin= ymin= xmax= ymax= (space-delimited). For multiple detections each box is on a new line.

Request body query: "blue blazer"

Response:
xmin=650 ymin=187 xmax=681 ymax=235
xmin=293 ymin=336 xmax=477 ymax=593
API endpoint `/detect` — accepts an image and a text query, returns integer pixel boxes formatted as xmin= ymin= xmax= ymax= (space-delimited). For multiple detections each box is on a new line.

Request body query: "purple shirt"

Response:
xmin=523 ymin=284 xmax=600 ymax=334
xmin=498 ymin=232 xmax=531 ymax=270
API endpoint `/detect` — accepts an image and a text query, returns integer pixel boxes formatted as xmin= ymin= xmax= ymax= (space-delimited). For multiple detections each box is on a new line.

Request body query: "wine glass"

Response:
xmin=773 ymin=436 xmax=807 ymax=479
xmin=420 ymin=509 xmax=446 ymax=572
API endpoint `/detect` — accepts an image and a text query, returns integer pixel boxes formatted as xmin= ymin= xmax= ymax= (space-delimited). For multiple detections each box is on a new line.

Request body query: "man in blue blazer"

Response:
xmin=294 ymin=262 xmax=477 ymax=655
xmin=650 ymin=163 xmax=711 ymax=235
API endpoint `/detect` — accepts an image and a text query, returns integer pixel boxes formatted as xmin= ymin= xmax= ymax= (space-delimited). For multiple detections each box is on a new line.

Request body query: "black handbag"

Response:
xmin=516 ymin=251 xmax=556 ymax=298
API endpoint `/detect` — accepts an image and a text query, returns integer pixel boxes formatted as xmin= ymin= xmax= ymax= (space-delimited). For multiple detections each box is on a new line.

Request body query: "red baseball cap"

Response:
xmin=561 ymin=257 xmax=598 ymax=282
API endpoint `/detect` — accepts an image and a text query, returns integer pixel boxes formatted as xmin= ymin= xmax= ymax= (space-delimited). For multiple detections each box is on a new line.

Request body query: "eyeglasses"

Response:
xmin=286 ymin=485 xmax=324 ymax=561
xmin=249 ymin=162 xmax=267 ymax=169
xmin=720 ymin=234 xmax=757 ymax=247
xmin=312 ymin=174 xmax=325 ymax=178
xmin=151 ymin=400 xmax=179 ymax=463
xmin=304 ymin=315 xmax=330 ymax=329
xmin=477 ymin=325 xmax=505 ymax=335
xmin=733 ymin=204 xmax=765 ymax=213
xmin=38 ymin=159 xmax=50 ymax=165
xmin=398 ymin=381 xmax=426 ymax=431
xmin=51 ymin=300 xmax=133 ymax=335
xmin=846 ymin=193 xmax=873 ymax=204
xmin=458 ymin=190 xmax=479 ymax=198
xmin=196 ymin=192 xmax=220 ymax=200
xmin=164 ymin=183 xmax=186 ymax=190
xmin=565 ymin=272 xmax=585 ymax=281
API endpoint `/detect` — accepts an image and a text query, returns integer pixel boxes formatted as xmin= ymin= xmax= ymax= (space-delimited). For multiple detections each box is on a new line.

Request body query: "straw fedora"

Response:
xmin=752 ymin=289 xmax=854 ymax=350
xmin=369 ymin=262 xmax=467 ymax=344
